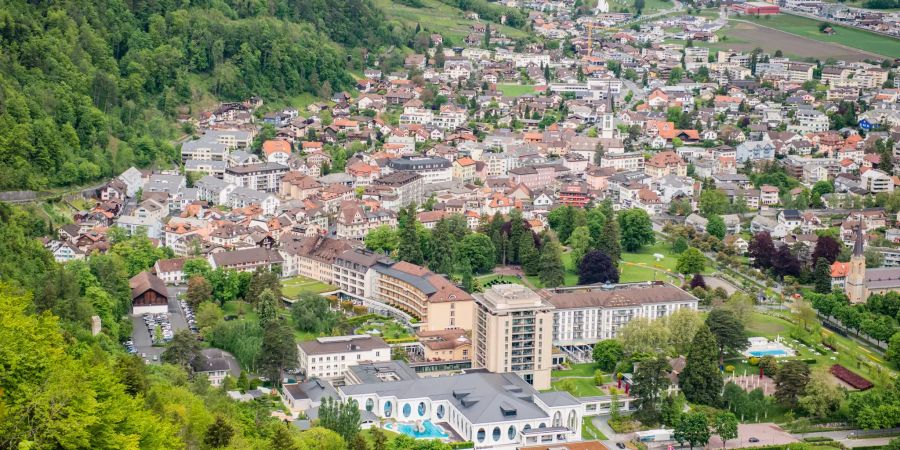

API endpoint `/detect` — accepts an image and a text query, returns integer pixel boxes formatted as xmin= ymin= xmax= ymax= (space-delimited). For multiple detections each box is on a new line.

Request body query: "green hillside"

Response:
xmin=0 ymin=0 xmax=396 ymax=191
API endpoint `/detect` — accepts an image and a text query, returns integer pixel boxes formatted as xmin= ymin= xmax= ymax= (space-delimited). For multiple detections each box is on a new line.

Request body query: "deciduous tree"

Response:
xmin=593 ymin=339 xmax=624 ymax=372
xmin=676 ymin=248 xmax=706 ymax=275
xmin=618 ymin=209 xmax=655 ymax=252
xmin=578 ymin=250 xmax=620 ymax=285
xmin=674 ymin=412 xmax=711 ymax=449
xmin=714 ymin=412 xmax=738 ymax=449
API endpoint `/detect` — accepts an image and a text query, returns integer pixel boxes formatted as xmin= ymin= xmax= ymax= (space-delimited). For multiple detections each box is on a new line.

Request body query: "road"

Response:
xmin=130 ymin=285 xmax=188 ymax=365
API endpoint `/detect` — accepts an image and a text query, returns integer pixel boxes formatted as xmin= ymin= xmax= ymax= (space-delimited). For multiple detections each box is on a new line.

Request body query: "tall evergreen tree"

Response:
xmin=397 ymin=204 xmax=424 ymax=265
xmin=632 ymin=356 xmax=672 ymax=424
xmin=204 ymin=416 xmax=235 ymax=448
xmin=507 ymin=209 xmax=527 ymax=264
xmin=538 ymin=237 xmax=566 ymax=287
xmin=520 ymin=232 xmax=540 ymax=276
xmin=679 ymin=324 xmax=723 ymax=406
xmin=429 ymin=218 xmax=456 ymax=274
xmin=597 ymin=216 xmax=622 ymax=266
xmin=705 ymin=309 xmax=748 ymax=366
xmin=774 ymin=360 xmax=810 ymax=408
xmin=814 ymin=257 xmax=832 ymax=294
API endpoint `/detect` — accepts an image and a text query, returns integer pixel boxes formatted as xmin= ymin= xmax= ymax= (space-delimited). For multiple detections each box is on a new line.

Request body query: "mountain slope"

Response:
xmin=0 ymin=0 xmax=389 ymax=191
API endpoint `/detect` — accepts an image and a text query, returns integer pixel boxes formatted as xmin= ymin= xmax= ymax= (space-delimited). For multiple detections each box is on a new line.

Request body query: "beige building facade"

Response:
xmin=472 ymin=284 xmax=555 ymax=390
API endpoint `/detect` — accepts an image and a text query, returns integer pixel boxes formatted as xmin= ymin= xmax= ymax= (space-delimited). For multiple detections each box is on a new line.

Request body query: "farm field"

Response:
xmin=727 ymin=14 xmax=900 ymax=59
xmin=371 ymin=0 xmax=526 ymax=44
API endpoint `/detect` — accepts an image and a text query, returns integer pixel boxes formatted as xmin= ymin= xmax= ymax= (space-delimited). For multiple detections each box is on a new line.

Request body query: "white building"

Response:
xmin=340 ymin=371 xmax=583 ymax=450
xmin=548 ymin=283 xmax=700 ymax=346
xmin=298 ymin=335 xmax=391 ymax=381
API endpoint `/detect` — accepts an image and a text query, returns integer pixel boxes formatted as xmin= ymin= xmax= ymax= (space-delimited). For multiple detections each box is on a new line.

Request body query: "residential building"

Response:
xmin=386 ymin=156 xmax=453 ymax=184
xmin=224 ymin=162 xmax=289 ymax=193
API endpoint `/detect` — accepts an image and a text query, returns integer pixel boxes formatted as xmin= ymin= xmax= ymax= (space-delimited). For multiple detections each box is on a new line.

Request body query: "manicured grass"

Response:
xmin=553 ymin=362 xmax=600 ymax=378
xmin=582 ymin=416 xmax=608 ymax=440
xmin=738 ymin=14 xmax=900 ymax=58
xmin=549 ymin=378 xmax=605 ymax=397
xmin=497 ymin=84 xmax=536 ymax=97
xmin=476 ymin=274 xmax=525 ymax=287
xmin=528 ymin=242 xmax=698 ymax=287
xmin=357 ymin=319 xmax=412 ymax=340
xmin=281 ymin=276 xmax=336 ymax=299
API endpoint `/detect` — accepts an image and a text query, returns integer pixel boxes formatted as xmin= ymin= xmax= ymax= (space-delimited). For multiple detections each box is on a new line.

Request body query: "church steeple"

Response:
xmin=846 ymin=214 xmax=867 ymax=303
xmin=853 ymin=217 xmax=865 ymax=257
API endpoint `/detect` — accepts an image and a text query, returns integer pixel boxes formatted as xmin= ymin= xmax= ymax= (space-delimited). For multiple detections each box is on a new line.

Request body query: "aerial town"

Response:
xmin=3 ymin=0 xmax=900 ymax=448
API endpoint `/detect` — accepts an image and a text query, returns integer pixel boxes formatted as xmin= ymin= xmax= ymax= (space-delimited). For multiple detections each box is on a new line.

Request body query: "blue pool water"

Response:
xmin=385 ymin=420 xmax=449 ymax=439
xmin=749 ymin=349 xmax=788 ymax=357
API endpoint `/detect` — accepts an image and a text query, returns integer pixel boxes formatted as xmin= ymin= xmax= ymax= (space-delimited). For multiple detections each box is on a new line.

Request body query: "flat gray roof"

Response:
xmin=340 ymin=372 xmax=563 ymax=425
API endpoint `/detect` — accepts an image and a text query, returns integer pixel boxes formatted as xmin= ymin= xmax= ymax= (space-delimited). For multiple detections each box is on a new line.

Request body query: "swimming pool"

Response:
xmin=385 ymin=420 xmax=450 ymax=439
xmin=748 ymin=349 xmax=788 ymax=357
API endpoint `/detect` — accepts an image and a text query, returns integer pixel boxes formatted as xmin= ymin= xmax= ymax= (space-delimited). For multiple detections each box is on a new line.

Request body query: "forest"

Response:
xmin=0 ymin=0 xmax=396 ymax=191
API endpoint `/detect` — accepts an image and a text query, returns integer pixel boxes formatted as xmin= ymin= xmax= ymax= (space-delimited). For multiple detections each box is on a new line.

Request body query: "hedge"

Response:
xmin=449 ymin=442 xmax=474 ymax=449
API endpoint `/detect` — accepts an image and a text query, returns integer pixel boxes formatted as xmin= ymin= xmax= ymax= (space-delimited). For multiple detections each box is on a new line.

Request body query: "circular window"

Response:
xmin=523 ymin=424 xmax=531 ymax=433
xmin=366 ymin=398 xmax=374 ymax=412
xmin=436 ymin=404 xmax=445 ymax=419
xmin=477 ymin=428 xmax=486 ymax=443
xmin=539 ymin=422 xmax=547 ymax=429
xmin=417 ymin=402 xmax=426 ymax=416
xmin=402 ymin=403 xmax=412 ymax=418
xmin=384 ymin=401 xmax=393 ymax=418
xmin=508 ymin=425 xmax=516 ymax=440
xmin=493 ymin=427 xmax=501 ymax=442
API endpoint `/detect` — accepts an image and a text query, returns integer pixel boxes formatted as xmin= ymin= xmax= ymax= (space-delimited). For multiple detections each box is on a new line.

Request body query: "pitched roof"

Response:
xmin=129 ymin=271 xmax=167 ymax=300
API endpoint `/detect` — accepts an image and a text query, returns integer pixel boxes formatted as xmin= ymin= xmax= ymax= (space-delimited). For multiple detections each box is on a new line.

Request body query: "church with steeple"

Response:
xmin=842 ymin=219 xmax=900 ymax=303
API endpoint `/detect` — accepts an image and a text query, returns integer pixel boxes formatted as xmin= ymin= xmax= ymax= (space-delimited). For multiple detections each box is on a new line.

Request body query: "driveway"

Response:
xmin=591 ymin=415 xmax=632 ymax=449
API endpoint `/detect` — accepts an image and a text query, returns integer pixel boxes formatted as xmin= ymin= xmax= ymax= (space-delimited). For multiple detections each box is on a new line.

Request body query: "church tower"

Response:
xmin=845 ymin=219 xmax=867 ymax=304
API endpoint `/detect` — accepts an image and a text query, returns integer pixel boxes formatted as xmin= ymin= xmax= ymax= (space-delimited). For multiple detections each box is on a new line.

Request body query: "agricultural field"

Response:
xmin=371 ymin=0 xmax=526 ymax=44
xmin=281 ymin=276 xmax=337 ymax=299
xmin=724 ymin=14 xmax=900 ymax=59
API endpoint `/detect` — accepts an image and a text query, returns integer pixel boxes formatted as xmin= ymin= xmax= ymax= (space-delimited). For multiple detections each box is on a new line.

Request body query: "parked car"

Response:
xmin=749 ymin=437 xmax=760 ymax=443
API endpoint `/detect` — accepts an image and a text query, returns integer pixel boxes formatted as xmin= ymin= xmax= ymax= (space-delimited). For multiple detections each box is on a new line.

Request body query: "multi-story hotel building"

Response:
xmin=373 ymin=261 xmax=474 ymax=331
xmin=297 ymin=335 xmax=391 ymax=382
xmin=472 ymin=284 xmax=555 ymax=390
xmin=548 ymin=282 xmax=700 ymax=346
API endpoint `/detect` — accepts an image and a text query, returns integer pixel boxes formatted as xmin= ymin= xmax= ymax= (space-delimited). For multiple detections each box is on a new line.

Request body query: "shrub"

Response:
xmin=749 ymin=356 xmax=760 ymax=366
xmin=725 ymin=365 xmax=736 ymax=373
xmin=829 ymin=364 xmax=873 ymax=390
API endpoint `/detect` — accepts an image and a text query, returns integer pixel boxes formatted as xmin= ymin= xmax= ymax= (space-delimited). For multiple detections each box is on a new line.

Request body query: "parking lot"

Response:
xmin=127 ymin=286 xmax=189 ymax=364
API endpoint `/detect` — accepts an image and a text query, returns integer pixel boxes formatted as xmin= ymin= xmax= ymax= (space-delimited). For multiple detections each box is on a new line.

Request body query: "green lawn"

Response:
xmin=738 ymin=14 xmax=900 ymax=59
xmin=281 ymin=276 xmax=336 ymax=299
xmin=733 ymin=311 xmax=897 ymax=385
xmin=582 ymin=416 xmax=608 ymax=440
xmin=497 ymin=84 xmax=535 ymax=97
xmin=357 ymin=319 xmax=412 ymax=340
xmin=222 ymin=301 xmax=257 ymax=321
xmin=548 ymin=378 xmax=605 ymax=397
xmin=371 ymin=0 xmax=526 ymax=44
xmin=553 ymin=362 xmax=599 ymax=378
xmin=528 ymin=242 xmax=698 ymax=287
xmin=476 ymin=274 xmax=525 ymax=287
